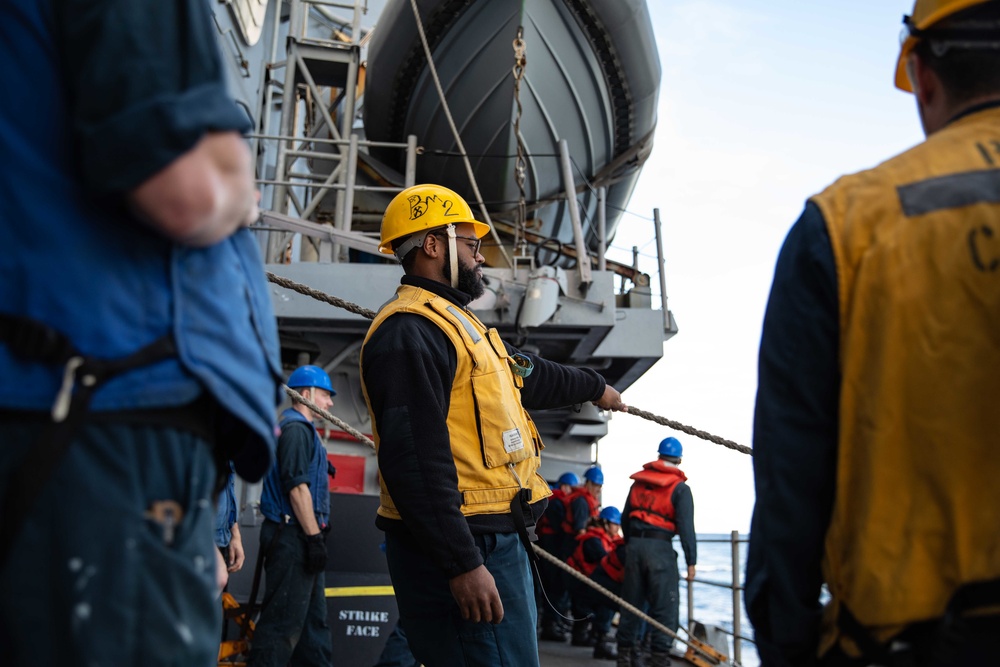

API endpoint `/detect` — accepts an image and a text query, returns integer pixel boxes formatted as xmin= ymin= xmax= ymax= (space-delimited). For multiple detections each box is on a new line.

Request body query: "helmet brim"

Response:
xmin=894 ymin=0 xmax=995 ymax=93
xmin=895 ymin=39 xmax=917 ymax=92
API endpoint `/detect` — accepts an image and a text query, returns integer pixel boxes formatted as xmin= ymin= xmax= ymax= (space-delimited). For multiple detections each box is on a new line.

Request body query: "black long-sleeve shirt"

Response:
xmin=362 ymin=275 xmax=607 ymax=577
xmin=745 ymin=202 xmax=840 ymax=667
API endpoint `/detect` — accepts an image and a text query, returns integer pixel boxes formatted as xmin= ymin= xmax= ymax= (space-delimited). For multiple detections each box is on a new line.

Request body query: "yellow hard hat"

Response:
xmin=378 ymin=184 xmax=491 ymax=256
xmin=895 ymin=0 xmax=995 ymax=92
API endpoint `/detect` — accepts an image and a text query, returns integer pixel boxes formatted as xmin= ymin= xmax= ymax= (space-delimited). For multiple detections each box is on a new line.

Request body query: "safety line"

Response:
xmin=267 ymin=271 xmax=377 ymax=319
xmin=626 ymin=407 xmax=753 ymax=456
xmin=266 ymin=272 xmax=752 ymax=456
xmin=533 ymin=544 xmax=730 ymax=665
xmin=284 ymin=385 xmax=376 ymax=450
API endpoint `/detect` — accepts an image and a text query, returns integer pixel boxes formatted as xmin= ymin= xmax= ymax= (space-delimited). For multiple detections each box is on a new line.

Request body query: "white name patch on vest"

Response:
xmin=502 ymin=428 xmax=524 ymax=453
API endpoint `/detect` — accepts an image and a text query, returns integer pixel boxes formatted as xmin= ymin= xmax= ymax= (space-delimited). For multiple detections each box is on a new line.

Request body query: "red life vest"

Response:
xmin=568 ymin=526 xmax=616 ymax=576
xmin=536 ymin=488 xmax=569 ymax=536
xmin=597 ymin=537 xmax=626 ymax=584
xmin=625 ymin=461 xmax=687 ymax=533
xmin=560 ymin=488 xmax=599 ymax=534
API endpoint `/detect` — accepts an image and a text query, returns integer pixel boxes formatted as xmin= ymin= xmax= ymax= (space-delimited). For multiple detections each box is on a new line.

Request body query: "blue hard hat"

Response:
xmin=287 ymin=365 xmax=335 ymax=394
xmin=599 ymin=506 xmax=621 ymax=525
xmin=557 ymin=472 xmax=580 ymax=487
xmin=583 ymin=466 xmax=604 ymax=485
xmin=658 ymin=437 xmax=682 ymax=458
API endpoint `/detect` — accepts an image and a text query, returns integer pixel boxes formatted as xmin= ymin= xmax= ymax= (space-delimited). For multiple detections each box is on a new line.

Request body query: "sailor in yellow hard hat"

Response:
xmin=360 ymin=184 xmax=626 ymax=666
xmin=377 ymin=183 xmax=491 ymax=291
xmin=747 ymin=2 xmax=1000 ymax=666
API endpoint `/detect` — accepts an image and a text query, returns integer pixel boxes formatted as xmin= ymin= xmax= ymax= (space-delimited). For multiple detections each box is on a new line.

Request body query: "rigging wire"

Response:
xmin=407 ymin=0 xmax=513 ymax=268
xmin=512 ymin=26 xmax=529 ymax=257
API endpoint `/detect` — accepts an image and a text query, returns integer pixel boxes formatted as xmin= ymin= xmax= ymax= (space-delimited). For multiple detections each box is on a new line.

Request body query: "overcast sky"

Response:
xmin=597 ymin=1 xmax=923 ymax=533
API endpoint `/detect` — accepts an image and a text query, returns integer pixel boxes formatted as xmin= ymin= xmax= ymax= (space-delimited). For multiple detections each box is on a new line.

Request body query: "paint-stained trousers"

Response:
xmin=386 ymin=529 xmax=539 ymax=667
xmin=0 ymin=420 xmax=220 ymax=667
xmin=248 ymin=519 xmax=333 ymax=667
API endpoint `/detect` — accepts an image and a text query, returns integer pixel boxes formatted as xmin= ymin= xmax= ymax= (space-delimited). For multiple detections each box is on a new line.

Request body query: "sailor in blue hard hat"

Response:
xmin=565 ymin=466 xmax=604 ymax=535
xmin=537 ymin=470 xmax=583 ymax=643
xmin=658 ymin=436 xmax=682 ymax=459
xmin=252 ymin=365 xmax=337 ymax=666
xmin=557 ymin=471 xmax=580 ymax=490
xmin=617 ymin=437 xmax=696 ymax=666
xmin=566 ymin=504 xmax=624 ymax=648
xmin=599 ymin=505 xmax=622 ymax=530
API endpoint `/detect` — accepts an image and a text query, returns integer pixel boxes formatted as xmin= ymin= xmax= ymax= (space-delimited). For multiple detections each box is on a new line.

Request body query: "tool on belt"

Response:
xmin=0 ymin=314 xmax=176 ymax=566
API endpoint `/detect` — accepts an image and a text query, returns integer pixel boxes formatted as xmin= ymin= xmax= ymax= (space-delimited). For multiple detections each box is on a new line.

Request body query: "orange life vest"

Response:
xmin=536 ymin=487 xmax=569 ymax=536
xmin=568 ymin=526 xmax=616 ymax=576
xmin=625 ymin=461 xmax=687 ymax=532
xmin=597 ymin=537 xmax=626 ymax=584
xmin=560 ymin=487 xmax=599 ymax=534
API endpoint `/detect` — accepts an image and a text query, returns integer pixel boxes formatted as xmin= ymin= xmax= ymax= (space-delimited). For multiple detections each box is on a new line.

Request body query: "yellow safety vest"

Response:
xmin=812 ymin=106 xmax=1000 ymax=655
xmin=361 ymin=284 xmax=551 ymax=520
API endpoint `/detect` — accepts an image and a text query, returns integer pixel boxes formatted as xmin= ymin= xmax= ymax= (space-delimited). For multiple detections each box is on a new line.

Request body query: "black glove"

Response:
xmin=304 ymin=533 xmax=328 ymax=575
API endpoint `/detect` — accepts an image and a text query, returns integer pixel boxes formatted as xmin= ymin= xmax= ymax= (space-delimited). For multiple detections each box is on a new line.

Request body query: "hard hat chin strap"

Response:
xmin=445 ymin=225 xmax=459 ymax=289
xmin=393 ymin=224 xmax=460 ymax=288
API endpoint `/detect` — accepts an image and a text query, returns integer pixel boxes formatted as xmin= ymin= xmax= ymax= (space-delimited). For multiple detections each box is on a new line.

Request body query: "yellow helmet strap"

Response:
xmin=391 ymin=224 xmax=460 ymax=287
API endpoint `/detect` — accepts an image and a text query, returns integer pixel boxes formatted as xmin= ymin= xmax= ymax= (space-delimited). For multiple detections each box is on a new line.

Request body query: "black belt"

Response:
xmin=0 ymin=313 xmax=177 ymax=567
xmin=630 ymin=529 xmax=673 ymax=541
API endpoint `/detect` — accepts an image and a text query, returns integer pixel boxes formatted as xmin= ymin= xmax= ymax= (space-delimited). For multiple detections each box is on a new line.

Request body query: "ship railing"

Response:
xmin=259 ymin=0 xmax=371 ymax=263
xmin=253 ymin=129 xmax=419 ymax=263
xmin=683 ymin=531 xmax=754 ymax=665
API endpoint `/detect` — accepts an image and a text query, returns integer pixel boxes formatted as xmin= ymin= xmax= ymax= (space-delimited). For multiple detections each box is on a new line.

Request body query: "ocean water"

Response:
xmin=676 ymin=534 xmax=759 ymax=667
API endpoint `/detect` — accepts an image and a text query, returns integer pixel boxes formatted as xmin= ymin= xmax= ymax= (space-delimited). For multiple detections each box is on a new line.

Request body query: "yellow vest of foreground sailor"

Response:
xmin=812 ymin=107 xmax=1000 ymax=655
xmin=361 ymin=284 xmax=551 ymax=520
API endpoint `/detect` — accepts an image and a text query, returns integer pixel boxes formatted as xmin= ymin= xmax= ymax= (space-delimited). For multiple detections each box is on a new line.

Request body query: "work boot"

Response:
xmin=593 ymin=634 xmax=619 ymax=660
xmin=540 ymin=619 xmax=569 ymax=642
xmin=647 ymin=651 xmax=671 ymax=667
xmin=572 ymin=620 xmax=597 ymax=646
xmin=616 ymin=646 xmax=632 ymax=667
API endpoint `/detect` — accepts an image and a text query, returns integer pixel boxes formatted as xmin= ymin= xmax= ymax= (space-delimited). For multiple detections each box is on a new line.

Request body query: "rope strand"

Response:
xmin=265 ymin=272 xmax=753 ymax=456
xmin=532 ymin=544 xmax=729 ymax=665
xmin=626 ymin=406 xmax=753 ymax=456
xmin=283 ymin=385 xmax=375 ymax=450
xmin=267 ymin=271 xmax=377 ymax=319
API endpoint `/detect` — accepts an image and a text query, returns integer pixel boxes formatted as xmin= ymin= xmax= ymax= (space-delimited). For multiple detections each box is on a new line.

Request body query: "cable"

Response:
xmin=407 ymin=0 xmax=512 ymax=268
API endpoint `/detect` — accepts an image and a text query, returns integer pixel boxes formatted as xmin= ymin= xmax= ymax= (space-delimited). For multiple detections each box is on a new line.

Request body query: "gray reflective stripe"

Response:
xmin=376 ymin=293 xmax=399 ymax=313
xmin=897 ymin=169 xmax=1000 ymax=217
xmin=446 ymin=306 xmax=481 ymax=343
